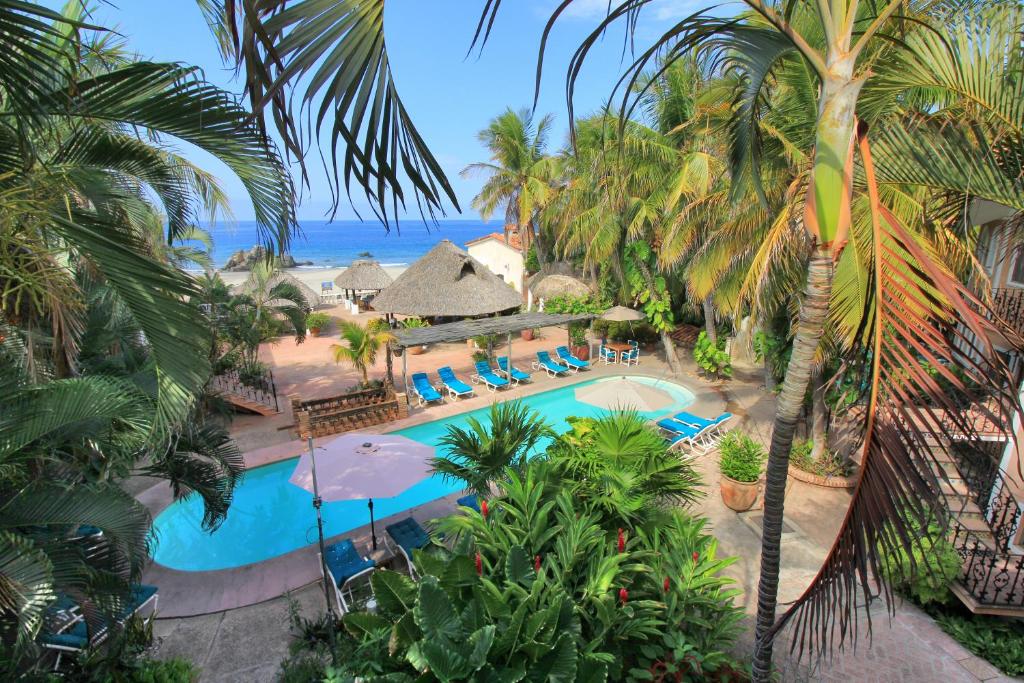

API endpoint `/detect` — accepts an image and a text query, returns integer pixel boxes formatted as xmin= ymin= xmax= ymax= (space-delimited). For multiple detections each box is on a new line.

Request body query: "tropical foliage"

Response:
xmin=330 ymin=321 xmax=396 ymax=385
xmin=718 ymin=433 xmax=766 ymax=484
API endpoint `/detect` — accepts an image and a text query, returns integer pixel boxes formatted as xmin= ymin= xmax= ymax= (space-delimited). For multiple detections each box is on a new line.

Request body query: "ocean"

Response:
xmin=204 ymin=219 xmax=500 ymax=269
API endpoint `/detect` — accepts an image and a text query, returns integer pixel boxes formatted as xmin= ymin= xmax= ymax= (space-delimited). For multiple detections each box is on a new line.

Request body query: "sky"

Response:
xmin=63 ymin=0 xmax=710 ymax=223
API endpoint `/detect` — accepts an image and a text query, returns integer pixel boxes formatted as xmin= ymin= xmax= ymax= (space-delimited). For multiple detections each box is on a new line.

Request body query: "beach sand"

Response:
xmin=218 ymin=265 xmax=407 ymax=290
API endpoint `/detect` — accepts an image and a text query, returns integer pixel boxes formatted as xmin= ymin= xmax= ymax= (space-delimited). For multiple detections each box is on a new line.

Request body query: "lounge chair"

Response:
xmin=598 ymin=345 xmax=618 ymax=364
xmin=456 ymin=494 xmax=480 ymax=512
xmin=472 ymin=360 xmax=510 ymax=392
xmin=411 ymin=372 xmax=443 ymax=406
xmin=39 ymin=584 xmax=159 ymax=669
xmin=497 ymin=356 xmax=531 ymax=384
xmin=672 ymin=411 xmax=733 ymax=439
xmin=438 ymin=366 xmax=474 ymax=399
xmin=321 ymin=538 xmax=376 ymax=613
xmin=385 ymin=517 xmax=431 ymax=579
xmin=533 ymin=351 xmax=570 ymax=377
xmin=655 ymin=418 xmax=715 ymax=454
xmin=555 ymin=346 xmax=589 ymax=371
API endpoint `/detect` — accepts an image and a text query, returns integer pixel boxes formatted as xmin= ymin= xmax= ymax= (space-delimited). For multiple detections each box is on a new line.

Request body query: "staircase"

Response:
xmin=211 ymin=368 xmax=280 ymax=416
xmin=931 ymin=433 xmax=1024 ymax=616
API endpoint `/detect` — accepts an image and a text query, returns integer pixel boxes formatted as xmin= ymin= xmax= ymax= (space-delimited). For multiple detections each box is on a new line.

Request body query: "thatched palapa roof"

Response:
xmin=334 ymin=260 xmax=392 ymax=292
xmin=531 ymin=274 xmax=593 ymax=300
xmin=372 ymin=240 xmax=521 ymax=317
xmin=238 ymin=270 xmax=321 ymax=310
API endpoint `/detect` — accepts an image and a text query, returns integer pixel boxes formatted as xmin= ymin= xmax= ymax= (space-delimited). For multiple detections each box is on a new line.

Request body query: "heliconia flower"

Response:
xmin=692 ymin=551 xmax=699 ymax=563
xmin=534 ymin=554 xmax=541 ymax=572
xmin=475 ymin=552 xmax=482 ymax=576
xmin=617 ymin=528 xmax=625 ymax=553
xmin=619 ymin=587 xmax=628 ymax=605
xmin=663 ymin=577 xmax=670 ymax=593
xmin=481 ymin=499 xmax=488 ymax=518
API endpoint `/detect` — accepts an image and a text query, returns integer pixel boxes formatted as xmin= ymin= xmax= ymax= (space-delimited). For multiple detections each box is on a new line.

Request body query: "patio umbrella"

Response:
xmin=575 ymin=377 xmax=673 ymax=413
xmin=602 ymin=305 xmax=644 ymax=322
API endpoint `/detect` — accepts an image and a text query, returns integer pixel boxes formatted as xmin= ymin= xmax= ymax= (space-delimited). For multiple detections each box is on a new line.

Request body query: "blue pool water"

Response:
xmin=151 ymin=375 xmax=695 ymax=571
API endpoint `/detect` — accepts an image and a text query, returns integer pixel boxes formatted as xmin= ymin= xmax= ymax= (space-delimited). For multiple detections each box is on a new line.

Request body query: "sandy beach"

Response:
xmin=218 ymin=265 xmax=408 ymax=291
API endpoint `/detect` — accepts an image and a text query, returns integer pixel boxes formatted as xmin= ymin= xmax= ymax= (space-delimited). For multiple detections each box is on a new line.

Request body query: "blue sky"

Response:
xmin=68 ymin=1 xmax=706 ymax=222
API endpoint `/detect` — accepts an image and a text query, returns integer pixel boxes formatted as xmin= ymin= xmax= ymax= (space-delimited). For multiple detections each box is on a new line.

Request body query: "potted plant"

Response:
xmin=305 ymin=312 xmax=330 ymax=337
xmin=401 ymin=317 xmax=429 ymax=354
xmin=520 ymin=328 xmax=536 ymax=341
xmin=568 ymin=324 xmax=590 ymax=360
xmin=718 ymin=432 xmax=765 ymax=511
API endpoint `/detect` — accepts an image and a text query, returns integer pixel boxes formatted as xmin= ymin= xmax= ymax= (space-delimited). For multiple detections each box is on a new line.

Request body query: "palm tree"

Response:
xmin=330 ymin=321 xmax=395 ymax=385
xmin=431 ymin=401 xmax=553 ymax=497
xmin=462 ymin=108 xmax=556 ymax=260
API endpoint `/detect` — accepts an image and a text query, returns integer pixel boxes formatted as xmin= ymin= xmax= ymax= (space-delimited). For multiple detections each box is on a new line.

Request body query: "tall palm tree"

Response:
xmin=330 ymin=321 xmax=395 ymax=385
xmin=431 ymin=401 xmax=553 ymax=497
xmin=462 ymin=108 xmax=556 ymax=259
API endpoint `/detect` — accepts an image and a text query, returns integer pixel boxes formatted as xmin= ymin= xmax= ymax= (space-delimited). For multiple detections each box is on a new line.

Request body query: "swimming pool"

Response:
xmin=151 ymin=375 xmax=695 ymax=571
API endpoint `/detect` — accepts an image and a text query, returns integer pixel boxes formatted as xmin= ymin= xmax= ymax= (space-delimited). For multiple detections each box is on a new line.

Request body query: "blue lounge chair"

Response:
xmin=437 ymin=366 xmax=474 ymax=399
xmin=411 ymin=372 xmax=443 ymax=406
xmin=322 ymin=538 xmax=376 ymax=613
xmin=497 ymin=356 xmax=531 ymax=384
xmin=599 ymin=345 xmax=618 ymax=364
xmin=533 ymin=351 xmax=570 ymax=377
xmin=672 ymin=411 xmax=733 ymax=438
xmin=39 ymin=585 xmax=159 ymax=668
xmin=385 ymin=517 xmax=431 ymax=579
xmin=457 ymin=494 xmax=480 ymax=512
xmin=655 ymin=418 xmax=714 ymax=454
xmin=555 ymin=346 xmax=589 ymax=371
xmin=472 ymin=360 xmax=510 ymax=392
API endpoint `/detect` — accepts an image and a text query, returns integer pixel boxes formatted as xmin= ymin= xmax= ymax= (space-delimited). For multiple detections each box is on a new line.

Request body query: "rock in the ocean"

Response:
xmin=222 ymin=246 xmax=307 ymax=271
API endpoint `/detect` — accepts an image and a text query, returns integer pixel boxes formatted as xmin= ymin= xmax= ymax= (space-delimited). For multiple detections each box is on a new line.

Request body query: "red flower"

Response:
xmin=617 ymin=528 xmax=625 ymax=554
xmin=663 ymin=577 xmax=671 ymax=593
xmin=475 ymin=552 xmax=482 ymax=576
xmin=692 ymin=551 xmax=699 ymax=563
xmin=619 ymin=587 xmax=628 ymax=605
xmin=481 ymin=499 xmax=488 ymax=519
xmin=534 ymin=554 xmax=542 ymax=572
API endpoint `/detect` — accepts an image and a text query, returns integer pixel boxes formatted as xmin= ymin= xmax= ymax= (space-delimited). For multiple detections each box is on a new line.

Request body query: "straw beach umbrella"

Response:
xmin=530 ymin=274 xmax=592 ymax=301
xmin=372 ymin=240 xmax=521 ymax=317
xmin=334 ymin=259 xmax=393 ymax=294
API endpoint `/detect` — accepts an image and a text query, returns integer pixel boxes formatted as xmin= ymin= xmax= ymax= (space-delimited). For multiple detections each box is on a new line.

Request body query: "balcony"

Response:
xmin=992 ymin=287 xmax=1024 ymax=337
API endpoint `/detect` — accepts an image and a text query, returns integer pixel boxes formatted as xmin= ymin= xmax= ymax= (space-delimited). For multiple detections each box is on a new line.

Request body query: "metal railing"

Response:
xmin=992 ymin=288 xmax=1024 ymax=336
xmin=211 ymin=366 xmax=280 ymax=413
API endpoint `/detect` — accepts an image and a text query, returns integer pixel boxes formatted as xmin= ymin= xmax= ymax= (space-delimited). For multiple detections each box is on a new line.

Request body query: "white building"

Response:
xmin=465 ymin=231 xmax=526 ymax=295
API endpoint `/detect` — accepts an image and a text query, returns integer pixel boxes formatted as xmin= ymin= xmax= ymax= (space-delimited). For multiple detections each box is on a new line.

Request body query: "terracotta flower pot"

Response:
xmin=309 ymin=327 xmax=322 ymax=337
xmin=720 ymin=474 xmax=759 ymax=511
xmin=521 ymin=329 xmax=535 ymax=341
xmin=570 ymin=344 xmax=590 ymax=361
xmin=407 ymin=345 xmax=426 ymax=355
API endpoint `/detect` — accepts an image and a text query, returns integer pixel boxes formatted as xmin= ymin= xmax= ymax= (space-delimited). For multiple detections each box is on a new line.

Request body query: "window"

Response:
xmin=1011 ymin=248 xmax=1024 ymax=285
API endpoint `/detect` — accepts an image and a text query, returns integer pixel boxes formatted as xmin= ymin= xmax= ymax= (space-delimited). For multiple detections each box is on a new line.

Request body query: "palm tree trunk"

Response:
xmin=703 ymin=296 xmax=717 ymax=344
xmin=751 ymin=245 xmax=834 ymax=680
xmin=810 ymin=368 xmax=829 ymax=460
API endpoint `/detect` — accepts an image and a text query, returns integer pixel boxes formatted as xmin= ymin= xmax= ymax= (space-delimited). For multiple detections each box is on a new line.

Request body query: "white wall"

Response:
xmin=468 ymin=240 xmax=525 ymax=294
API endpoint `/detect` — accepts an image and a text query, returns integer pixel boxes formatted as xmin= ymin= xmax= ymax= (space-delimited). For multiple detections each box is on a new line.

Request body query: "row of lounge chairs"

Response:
xmin=655 ymin=410 xmax=734 ymax=454
xmin=410 ymin=347 xmax=595 ymax=406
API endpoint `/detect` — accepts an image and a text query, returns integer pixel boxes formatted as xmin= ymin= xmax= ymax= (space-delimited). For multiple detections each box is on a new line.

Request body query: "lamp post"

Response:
xmin=308 ymin=437 xmax=337 ymax=620
xmin=368 ymin=498 xmax=378 ymax=550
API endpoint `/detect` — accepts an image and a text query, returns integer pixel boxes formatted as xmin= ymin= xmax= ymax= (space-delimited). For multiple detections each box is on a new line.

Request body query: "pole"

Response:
xmin=368 ymin=499 xmax=378 ymax=550
xmin=401 ymin=346 xmax=409 ymax=398
xmin=507 ymin=332 xmax=513 ymax=379
xmin=308 ymin=437 xmax=338 ymax=629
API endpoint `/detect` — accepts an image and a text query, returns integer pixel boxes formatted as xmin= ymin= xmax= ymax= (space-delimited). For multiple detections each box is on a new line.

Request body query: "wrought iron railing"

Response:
xmin=993 ymin=288 xmax=1024 ymax=337
xmin=211 ymin=367 xmax=280 ymax=412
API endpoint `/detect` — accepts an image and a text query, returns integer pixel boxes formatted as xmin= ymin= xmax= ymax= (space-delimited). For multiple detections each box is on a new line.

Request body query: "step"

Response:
xmin=222 ymin=392 xmax=279 ymax=416
xmin=951 ymin=582 xmax=1024 ymax=617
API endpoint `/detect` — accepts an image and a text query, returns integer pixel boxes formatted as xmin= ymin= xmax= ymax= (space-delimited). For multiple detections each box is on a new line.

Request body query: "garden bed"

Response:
xmin=787 ymin=464 xmax=857 ymax=489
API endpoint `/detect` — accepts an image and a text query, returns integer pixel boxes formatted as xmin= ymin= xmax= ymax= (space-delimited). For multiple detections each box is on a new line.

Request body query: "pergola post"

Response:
xmin=507 ymin=332 xmax=513 ymax=375
xmin=401 ymin=347 xmax=409 ymax=399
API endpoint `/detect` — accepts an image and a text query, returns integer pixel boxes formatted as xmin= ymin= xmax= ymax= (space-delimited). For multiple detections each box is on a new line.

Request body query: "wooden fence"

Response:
xmin=290 ymin=386 xmax=409 ymax=439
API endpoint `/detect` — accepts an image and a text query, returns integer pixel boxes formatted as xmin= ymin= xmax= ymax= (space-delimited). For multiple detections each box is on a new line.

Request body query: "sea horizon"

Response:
xmin=201 ymin=218 xmax=502 ymax=270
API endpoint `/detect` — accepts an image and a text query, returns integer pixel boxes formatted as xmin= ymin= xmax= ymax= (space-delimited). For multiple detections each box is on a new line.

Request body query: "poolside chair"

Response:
xmin=411 ymin=372 xmax=444 ymax=406
xmin=555 ymin=346 xmax=590 ymax=372
xmin=39 ymin=584 xmax=159 ymax=669
xmin=321 ymin=538 xmax=376 ymax=613
xmin=672 ymin=411 xmax=734 ymax=440
xmin=533 ymin=351 xmax=570 ymax=377
xmin=385 ymin=517 xmax=431 ymax=580
xmin=621 ymin=346 xmax=640 ymax=366
xmin=655 ymin=418 xmax=716 ymax=454
xmin=472 ymin=360 xmax=510 ymax=392
xmin=497 ymin=356 xmax=531 ymax=384
xmin=438 ymin=366 xmax=474 ymax=399
xmin=599 ymin=345 xmax=619 ymax=365
xmin=456 ymin=494 xmax=481 ymax=513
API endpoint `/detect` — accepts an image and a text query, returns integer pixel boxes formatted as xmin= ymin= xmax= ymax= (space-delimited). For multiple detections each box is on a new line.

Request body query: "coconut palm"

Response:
xmin=431 ymin=401 xmax=553 ymax=497
xmin=462 ymin=108 xmax=557 ymax=258
xmin=330 ymin=321 xmax=395 ymax=385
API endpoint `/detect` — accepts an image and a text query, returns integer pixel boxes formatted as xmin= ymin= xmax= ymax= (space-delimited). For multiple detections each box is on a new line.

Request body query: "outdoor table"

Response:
xmin=604 ymin=341 xmax=633 ymax=362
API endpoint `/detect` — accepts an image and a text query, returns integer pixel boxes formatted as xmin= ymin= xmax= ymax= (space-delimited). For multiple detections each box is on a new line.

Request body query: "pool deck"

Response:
xmin=141 ymin=350 xmax=726 ymax=618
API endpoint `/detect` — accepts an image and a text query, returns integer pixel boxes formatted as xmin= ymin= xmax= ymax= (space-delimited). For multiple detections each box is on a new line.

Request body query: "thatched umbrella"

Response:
xmin=238 ymin=270 xmax=321 ymax=310
xmin=334 ymin=260 xmax=393 ymax=293
xmin=602 ymin=305 xmax=644 ymax=321
xmin=530 ymin=274 xmax=592 ymax=301
xmin=372 ymin=240 xmax=521 ymax=317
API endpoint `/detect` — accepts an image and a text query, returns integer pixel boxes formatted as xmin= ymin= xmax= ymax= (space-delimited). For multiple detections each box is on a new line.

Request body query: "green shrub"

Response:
xmin=569 ymin=323 xmax=588 ymax=346
xmin=471 ymin=350 xmax=489 ymax=363
xmin=543 ymin=293 xmax=610 ymax=315
xmin=237 ymin=359 xmax=269 ymax=388
xmin=525 ymin=245 xmax=540 ymax=272
xmin=718 ymin=433 xmax=765 ymax=483
xmin=304 ymin=311 xmax=330 ymax=330
xmin=789 ymin=439 xmax=854 ymax=477
xmin=693 ymin=331 xmax=732 ymax=378
xmin=212 ymin=349 xmax=240 ymax=375
xmin=366 ymin=317 xmax=391 ymax=333
xmin=878 ymin=511 xmax=961 ymax=605
xmin=400 ymin=316 xmax=429 ymax=329
xmin=931 ymin=607 xmax=1024 ymax=676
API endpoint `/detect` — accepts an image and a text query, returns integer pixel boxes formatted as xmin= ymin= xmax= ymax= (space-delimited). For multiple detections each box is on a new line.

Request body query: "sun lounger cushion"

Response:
xmin=411 ymin=372 xmax=442 ymax=401
xmin=474 ymin=361 xmax=509 ymax=388
xmin=497 ymin=357 xmax=530 ymax=381
xmin=536 ymin=351 xmax=569 ymax=375
xmin=556 ymin=346 xmax=589 ymax=368
xmin=457 ymin=494 xmax=480 ymax=512
xmin=39 ymin=584 xmax=158 ymax=651
xmin=385 ymin=517 xmax=430 ymax=556
xmin=673 ymin=411 xmax=732 ymax=429
xmin=438 ymin=367 xmax=473 ymax=395
xmin=324 ymin=539 xmax=375 ymax=585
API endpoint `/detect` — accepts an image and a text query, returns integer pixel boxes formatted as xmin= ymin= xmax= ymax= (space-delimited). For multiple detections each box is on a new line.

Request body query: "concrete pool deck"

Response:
xmin=141 ymin=354 xmax=726 ymax=618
